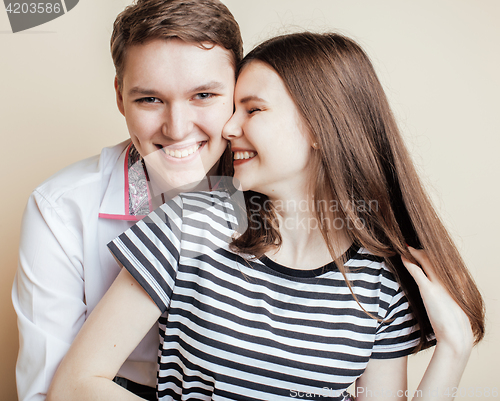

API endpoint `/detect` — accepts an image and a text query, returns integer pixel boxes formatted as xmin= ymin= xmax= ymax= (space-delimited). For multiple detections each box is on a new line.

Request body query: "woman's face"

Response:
xmin=223 ymin=61 xmax=313 ymax=198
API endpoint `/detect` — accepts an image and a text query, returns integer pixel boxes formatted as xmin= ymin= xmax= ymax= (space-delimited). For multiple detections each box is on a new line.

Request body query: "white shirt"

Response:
xmin=12 ymin=140 xmax=158 ymax=401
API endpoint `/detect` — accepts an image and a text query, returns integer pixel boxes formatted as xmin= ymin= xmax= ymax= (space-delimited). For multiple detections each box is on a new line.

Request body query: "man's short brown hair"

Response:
xmin=111 ymin=0 xmax=243 ymax=89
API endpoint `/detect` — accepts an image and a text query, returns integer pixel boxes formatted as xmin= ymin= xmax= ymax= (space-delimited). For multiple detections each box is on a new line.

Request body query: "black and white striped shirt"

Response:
xmin=109 ymin=190 xmax=420 ymax=400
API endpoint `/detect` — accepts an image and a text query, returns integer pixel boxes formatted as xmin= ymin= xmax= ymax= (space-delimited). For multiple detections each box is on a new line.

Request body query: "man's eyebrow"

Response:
xmin=239 ymin=95 xmax=266 ymax=104
xmin=190 ymin=81 xmax=226 ymax=93
xmin=128 ymin=81 xmax=226 ymax=97
xmin=128 ymin=87 xmax=161 ymax=97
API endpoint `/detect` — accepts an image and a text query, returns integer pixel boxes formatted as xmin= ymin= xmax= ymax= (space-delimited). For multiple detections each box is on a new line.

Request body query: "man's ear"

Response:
xmin=114 ymin=76 xmax=125 ymax=116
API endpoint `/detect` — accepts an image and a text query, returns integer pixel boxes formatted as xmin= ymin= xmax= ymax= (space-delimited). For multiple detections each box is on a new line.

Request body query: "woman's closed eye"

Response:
xmin=248 ymin=108 xmax=261 ymax=115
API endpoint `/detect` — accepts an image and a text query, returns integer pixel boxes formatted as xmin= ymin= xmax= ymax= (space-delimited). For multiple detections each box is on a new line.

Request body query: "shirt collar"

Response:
xmin=98 ymin=142 xmax=226 ymax=221
xmin=99 ymin=142 xmax=152 ymax=221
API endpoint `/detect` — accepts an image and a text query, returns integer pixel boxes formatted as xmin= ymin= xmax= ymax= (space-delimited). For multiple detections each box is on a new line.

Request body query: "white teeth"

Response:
xmin=233 ymin=151 xmax=256 ymax=160
xmin=162 ymin=142 xmax=202 ymax=158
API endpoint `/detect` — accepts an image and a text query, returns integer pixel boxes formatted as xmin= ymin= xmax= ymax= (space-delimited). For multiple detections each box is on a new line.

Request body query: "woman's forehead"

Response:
xmin=235 ymin=61 xmax=286 ymax=99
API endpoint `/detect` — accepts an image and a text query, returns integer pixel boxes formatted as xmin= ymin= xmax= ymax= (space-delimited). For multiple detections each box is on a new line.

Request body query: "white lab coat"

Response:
xmin=12 ymin=140 xmax=158 ymax=401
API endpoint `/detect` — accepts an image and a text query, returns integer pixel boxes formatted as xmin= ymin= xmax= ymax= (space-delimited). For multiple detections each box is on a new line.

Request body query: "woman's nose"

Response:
xmin=222 ymin=113 xmax=242 ymax=140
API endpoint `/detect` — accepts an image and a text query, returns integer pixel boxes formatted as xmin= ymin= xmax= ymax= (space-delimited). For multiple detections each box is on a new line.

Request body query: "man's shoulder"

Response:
xmin=34 ymin=140 xmax=130 ymax=204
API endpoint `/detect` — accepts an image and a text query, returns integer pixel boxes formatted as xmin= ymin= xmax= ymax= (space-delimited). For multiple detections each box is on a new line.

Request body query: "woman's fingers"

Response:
xmin=403 ymin=247 xmax=473 ymax=349
xmin=407 ymin=246 xmax=437 ymax=281
xmin=401 ymin=255 xmax=429 ymax=287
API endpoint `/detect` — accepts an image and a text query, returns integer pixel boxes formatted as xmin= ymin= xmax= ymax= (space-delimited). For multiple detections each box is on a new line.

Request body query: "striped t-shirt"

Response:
xmin=108 ymin=190 xmax=420 ymax=400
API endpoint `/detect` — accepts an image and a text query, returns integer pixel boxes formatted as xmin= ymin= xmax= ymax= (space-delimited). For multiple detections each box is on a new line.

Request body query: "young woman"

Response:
xmin=48 ymin=32 xmax=484 ymax=401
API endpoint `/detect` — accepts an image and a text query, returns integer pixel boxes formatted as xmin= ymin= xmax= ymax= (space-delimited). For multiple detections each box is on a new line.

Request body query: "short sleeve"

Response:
xmin=370 ymin=278 xmax=421 ymax=359
xmin=108 ymin=196 xmax=184 ymax=313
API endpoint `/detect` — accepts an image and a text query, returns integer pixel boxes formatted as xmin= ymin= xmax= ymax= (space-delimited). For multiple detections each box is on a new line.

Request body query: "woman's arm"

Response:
xmin=356 ymin=247 xmax=473 ymax=400
xmin=355 ymin=356 xmax=408 ymax=400
xmin=403 ymin=247 xmax=473 ymax=399
xmin=47 ymin=268 xmax=162 ymax=401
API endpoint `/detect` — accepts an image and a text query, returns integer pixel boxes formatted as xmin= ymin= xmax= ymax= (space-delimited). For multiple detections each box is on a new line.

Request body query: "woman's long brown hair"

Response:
xmin=230 ymin=32 xmax=485 ymax=349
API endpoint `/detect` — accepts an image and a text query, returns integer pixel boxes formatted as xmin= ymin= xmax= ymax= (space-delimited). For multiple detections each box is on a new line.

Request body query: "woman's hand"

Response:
xmin=401 ymin=247 xmax=473 ymax=358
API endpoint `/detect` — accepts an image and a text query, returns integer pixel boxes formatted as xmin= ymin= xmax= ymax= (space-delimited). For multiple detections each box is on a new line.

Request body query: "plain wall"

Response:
xmin=1 ymin=1 xmax=499 ymax=399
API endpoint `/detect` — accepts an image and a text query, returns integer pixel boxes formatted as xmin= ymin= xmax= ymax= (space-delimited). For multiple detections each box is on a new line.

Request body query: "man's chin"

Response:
xmin=143 ymin=149 xmax=211 ymax=196
xmin=148 ymin=169 xmax=209 ymax=197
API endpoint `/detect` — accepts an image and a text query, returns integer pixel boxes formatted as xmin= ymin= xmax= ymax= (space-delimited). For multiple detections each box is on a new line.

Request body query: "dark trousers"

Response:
xmin=113 ymin=377 xmax=156 ymax=400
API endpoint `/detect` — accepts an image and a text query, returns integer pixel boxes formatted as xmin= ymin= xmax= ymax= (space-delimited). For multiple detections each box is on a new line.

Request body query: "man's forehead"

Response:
xmin=125 ymin=38 xmax=234 ymax=66
xmin=122 ymin=39 xmax=235 ymax=85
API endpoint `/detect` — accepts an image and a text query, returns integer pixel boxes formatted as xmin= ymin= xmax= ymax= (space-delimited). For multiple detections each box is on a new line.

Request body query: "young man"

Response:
xmin=12 ymin=1 xmax=242 ymax=400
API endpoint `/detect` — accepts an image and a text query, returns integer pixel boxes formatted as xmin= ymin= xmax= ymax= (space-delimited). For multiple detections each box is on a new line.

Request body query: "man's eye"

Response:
xmin=194 ymin=93 xmax=215 ymax=100
xmin=136 ymin=97 xmax=160 ymax=103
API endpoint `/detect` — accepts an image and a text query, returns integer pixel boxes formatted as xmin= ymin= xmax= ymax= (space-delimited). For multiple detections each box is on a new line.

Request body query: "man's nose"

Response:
xmin=162 ymin=103 xmax=193 ymax=140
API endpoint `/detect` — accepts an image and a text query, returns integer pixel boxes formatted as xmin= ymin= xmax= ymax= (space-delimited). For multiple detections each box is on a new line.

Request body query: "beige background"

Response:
xmin=1 ymin=1 xmax=499 ymax=399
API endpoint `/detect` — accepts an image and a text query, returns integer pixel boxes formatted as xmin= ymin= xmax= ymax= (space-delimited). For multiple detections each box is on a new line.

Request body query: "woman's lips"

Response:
xmin=232 ymin=148 xmax=257 ymax=166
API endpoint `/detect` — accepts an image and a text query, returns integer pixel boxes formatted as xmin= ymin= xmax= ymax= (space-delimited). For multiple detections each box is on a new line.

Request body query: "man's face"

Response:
xmin=116 ymin=38 xmax=235 ymax=193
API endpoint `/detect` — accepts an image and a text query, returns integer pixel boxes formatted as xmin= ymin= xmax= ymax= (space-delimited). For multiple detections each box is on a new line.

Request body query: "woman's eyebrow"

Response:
xmin=239 ymin=95 xmax=266 ymax=104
